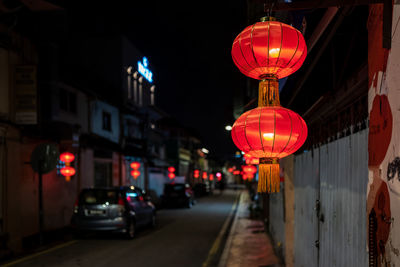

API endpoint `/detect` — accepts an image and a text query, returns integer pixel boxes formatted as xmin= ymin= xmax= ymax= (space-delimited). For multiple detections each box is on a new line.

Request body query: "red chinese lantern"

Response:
xmin=131 ymin=170 xmax=140 ymax=179
xmin=168 ymin=166 xmax=176 ymax=173
xmin=231 ymin=17 xmax=308 ymax=193
xmin=202 ymin=172 xmax=208 ymax=179
xmin=233 ymin=170 xmax=240 ymax=175
xmin=130 ymin=162 xmax=141 ymax=170
xmin=209 ymin=174 xmax=214 ymax=181
xmin=61 ymin=166 xmax=76 ymax=177
xmin=168 ymin=173 xmax=176 ymax=179
xmin=194 ymin=169 xmax=200 ymax=178
xmin=232 ymin=18 xmax=307 ymax=80
xmin=242 ymin=165 xmax=257 ymax=174
xmin=60 ymin=152 xmax=75 ymax=163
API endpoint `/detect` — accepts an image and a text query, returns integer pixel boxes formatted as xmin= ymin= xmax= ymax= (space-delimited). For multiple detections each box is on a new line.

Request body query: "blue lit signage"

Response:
xmin=138 ymin=57 xmax=153 ymax=83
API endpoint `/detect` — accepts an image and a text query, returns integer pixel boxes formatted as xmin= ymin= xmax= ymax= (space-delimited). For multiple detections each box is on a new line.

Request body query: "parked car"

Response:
xmin=161 ymin=183 xmax=194 ymax=208
xmin=71 ymin=186 xmax=156 ymax=239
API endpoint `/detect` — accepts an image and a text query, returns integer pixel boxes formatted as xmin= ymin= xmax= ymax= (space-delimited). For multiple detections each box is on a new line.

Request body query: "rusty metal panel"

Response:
xmin=318 ymin=129 xmax=368 ymax=267
xmin=294 ymin=149 xmax=319 ymax=267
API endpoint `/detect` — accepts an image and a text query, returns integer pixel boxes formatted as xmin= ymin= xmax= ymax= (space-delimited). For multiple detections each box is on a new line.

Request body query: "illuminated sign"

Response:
xmin=138 ymin=57 xmax=153 ymax=83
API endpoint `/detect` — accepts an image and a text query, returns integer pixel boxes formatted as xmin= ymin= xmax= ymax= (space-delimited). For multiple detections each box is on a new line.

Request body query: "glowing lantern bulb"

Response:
xmin=168 ymin=167 xmax=176 ymax=173
xmin=168 ymin=173 xmax=176 ymax=179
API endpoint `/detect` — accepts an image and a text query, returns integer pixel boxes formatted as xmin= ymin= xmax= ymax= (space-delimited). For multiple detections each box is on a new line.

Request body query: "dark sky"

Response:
xmin=119 ymin=1 xmax=247 ymax=157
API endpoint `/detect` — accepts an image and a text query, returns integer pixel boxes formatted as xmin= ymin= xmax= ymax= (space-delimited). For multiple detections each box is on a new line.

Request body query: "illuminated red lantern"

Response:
xmin=168 ymin=166 xmax=176 ymax=173
xmin=131 ymin=170 xmax=140 ymax=179
xmin=233 ymin=170 xmax=240 ymax=175
xmin=202 ymin=172 xmax=208 ymax=179
xmin=61 ymin=166 xmax=76 ymax=177
xmin=228 ymin=167 xmax=234 ymax=173
xmin=242 ymin=165 xmax=257 ymax=174
xmin=168 ymin=173 xmax=176 ymax=179
xmin=232 ymin=18 xmax=307 ymax=80
xmin=232 ymin=106 xmax=307 ymax=192
xmin=194 ymin=170 xmax=200 ymax=178
xmin=130 ymin=162 xmax=140 ymax=170
xmin=60 ymin=152 xmax=75 ymax=163
xmin=209 ymin=174 xmax=214 ymax=181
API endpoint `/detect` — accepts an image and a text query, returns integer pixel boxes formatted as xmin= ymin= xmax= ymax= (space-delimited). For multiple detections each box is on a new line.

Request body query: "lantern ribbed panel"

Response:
xmin=231 ymin=107 xmax=307 ymax=158
xmin=231 ymin=21 xmax=307 ymax=80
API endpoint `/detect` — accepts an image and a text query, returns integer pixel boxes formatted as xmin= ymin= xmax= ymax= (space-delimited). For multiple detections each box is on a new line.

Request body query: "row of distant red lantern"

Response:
xmin=193 ymin=170 xmax=222 ymax=181
xmin=60 ymin=152 xmax=76 ymax=181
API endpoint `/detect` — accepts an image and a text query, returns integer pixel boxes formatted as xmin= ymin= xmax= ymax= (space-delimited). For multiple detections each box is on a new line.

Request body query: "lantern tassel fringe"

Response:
xmin=258 ymin=163 xmax=280 ymax=193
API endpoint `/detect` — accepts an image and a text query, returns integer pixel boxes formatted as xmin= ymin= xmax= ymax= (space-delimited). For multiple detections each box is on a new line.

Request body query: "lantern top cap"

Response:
xmin=260 ymin=16 xmax=276 ymax=22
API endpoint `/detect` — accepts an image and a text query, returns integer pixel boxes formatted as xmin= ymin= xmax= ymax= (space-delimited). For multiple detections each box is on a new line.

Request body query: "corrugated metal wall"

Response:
xmin=291 ymin=129 xmax=368 ymax=267
xmin=269 ymin=183 xmax=286 ymax=257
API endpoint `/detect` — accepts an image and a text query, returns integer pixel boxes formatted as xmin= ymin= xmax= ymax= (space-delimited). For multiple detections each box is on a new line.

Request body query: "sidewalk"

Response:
xmin=219 ymin=191 xmax=281 ymax=267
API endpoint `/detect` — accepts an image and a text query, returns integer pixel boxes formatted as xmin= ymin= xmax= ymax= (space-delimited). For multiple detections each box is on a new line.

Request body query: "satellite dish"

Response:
xmin=31 ymin=143 xmax=59 ymax=174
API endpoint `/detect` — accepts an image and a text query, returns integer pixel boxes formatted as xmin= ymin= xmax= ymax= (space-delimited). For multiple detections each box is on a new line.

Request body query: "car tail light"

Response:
xmin=117 ymin=196 xmax=125 ymax=217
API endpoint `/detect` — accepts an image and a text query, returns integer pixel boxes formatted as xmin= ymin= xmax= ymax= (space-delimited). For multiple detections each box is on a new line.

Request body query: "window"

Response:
xmin=102 ymin=111 xmax=111 ymax=131
xmin=59 ymin=88 xmax=77 ymax=114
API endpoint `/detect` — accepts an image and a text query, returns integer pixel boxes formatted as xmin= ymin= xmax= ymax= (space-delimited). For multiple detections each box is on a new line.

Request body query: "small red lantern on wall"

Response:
xmin=60 ymin=152 xmax=75 ymax=163
xmin=194 ymin=169 xmax=200 ymax=178
xmin=130 ymin=162 xmax=141 ymax=170
xmin=168 ymin=166 xmax=176 ymax=173
xmin=61 ymin=166 xmax=76 ymax=181
xmin=131 ymin=170 xmax=140 ymax=179
xmin=60 ymin=152 xmax=75 ymax=182
xmin=168 ymin=173 xmax=176 ymax=179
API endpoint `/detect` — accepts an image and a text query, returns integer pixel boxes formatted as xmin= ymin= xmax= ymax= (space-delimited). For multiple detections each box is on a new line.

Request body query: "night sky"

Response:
xmin=125 ymin=1 xmax=247 ymax=158
xmin=68 ymin=1 xmax=248 ymax=158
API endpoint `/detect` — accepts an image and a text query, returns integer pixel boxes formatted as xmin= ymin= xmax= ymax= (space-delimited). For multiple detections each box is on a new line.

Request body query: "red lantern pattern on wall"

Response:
xmin=231 ymin=17 xmax=308 ymax=193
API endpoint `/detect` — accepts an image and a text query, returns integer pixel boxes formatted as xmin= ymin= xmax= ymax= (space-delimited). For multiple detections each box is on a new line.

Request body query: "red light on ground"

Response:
xmin=168 ymin=166 xmax=176 ymax=173
xmin=233 ymin=170 xmax=240 ymax=175
xmin=216 ymin=172 xmax=222 ymax=178
xmin=60 ymin=152 xmax=75 ymax=163
xmin=130 ymin=162 xmax=140 ymax=169
xmin=131 ymin=170 xmax=140 ymax=179
xmin=168 ymin=173 xmax=176 ymax=179
xmin=202 ymin=172 xmax=208 ymax=179
xmin=61 ymin=166 xmax=76 ymax=177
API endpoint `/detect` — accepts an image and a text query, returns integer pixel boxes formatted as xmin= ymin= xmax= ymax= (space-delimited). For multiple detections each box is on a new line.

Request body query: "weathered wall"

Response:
xmin=367 ymin=3 xmax=400 ymax=266
xmin=283 ymin=155 xmax=295 ymax=267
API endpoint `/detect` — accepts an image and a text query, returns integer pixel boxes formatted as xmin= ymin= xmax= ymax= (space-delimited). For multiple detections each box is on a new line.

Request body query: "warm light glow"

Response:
xmin=60 ymin=167 xmax=76 ymax=177
xmin=60 ymin=152 xmax=75 ymax=163
xmin=168 ymin=173 xmax=176 ymax=179
xmin=263 ymin=132 xmax=274 ymax=141
xmin=131 ymin=170 xmax=140 ymax=179
xmin=225 ymin=125 xmax=232 ymax=131
xmin=228 ymin=168 xmax=234 ymax=173
xmin=194 ymin=169 xmax=200 ymax=178
xmin=269 ymin=48 xmax=281 ymax=58
xmin=209 ymin=174 xmax=214 ymax=181
xmin=130 ymin=162 xmax=140 ymax=170
xmin=233 ymin=170 xmax=240 ymax=175
xmin=201 ymin=148 xmax=209 ymax=154
xmin=216 ymin=172 xmax=222 ymax=178
xmin=168 ymin=166 xmax=176 ymax=173
xmin=202 ymin=172 xmax=208 ymax=179
xmin=242 ymin=165 xmax=257 ymax=174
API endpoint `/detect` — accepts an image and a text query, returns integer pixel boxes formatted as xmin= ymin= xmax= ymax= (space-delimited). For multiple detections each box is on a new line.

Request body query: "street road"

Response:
xmin=7 ymin=190 xmax=239 ymax=267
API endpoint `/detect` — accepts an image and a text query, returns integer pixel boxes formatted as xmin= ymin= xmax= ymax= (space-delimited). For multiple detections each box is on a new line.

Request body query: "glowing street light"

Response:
xmin=225 ymin=125 xmax=232 ymax=131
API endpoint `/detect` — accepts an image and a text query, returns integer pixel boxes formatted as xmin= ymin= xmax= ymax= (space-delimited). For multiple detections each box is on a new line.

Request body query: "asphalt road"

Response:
xmin=7 ymin=190 xmax=239 ymax=267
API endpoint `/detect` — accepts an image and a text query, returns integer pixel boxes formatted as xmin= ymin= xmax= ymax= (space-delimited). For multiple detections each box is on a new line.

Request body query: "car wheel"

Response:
xmin=126 ymin=220 xmax=136 ymax=239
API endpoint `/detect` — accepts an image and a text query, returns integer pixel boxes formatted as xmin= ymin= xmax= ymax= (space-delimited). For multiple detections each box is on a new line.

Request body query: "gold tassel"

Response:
xmin=258 ymin=158 xmax=280 ymax=193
